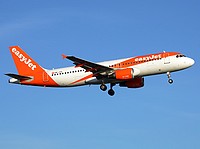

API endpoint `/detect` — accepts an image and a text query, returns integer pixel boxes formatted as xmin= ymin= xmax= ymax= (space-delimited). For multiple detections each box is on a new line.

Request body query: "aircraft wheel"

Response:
xmin=100 ymin=84 xmax=107 ymax=91
xmin=108 ymin=89 xmax=115 ymax=96
xmin=168 ymin=79 xmax=173 ymax=84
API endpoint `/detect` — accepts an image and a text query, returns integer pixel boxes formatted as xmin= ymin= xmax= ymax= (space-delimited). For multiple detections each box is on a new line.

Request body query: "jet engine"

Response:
xmin=111 ymin=68 xmax=140 ymax=80
xmin=114 ymin=68 xmax=134 ymax=80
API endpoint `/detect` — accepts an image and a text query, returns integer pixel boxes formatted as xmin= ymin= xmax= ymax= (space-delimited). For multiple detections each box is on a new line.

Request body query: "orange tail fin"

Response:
xmin=9 ymin=46 xmax=58 ymax=86
xmin=9 ymin=46 xmax=42 ymax=76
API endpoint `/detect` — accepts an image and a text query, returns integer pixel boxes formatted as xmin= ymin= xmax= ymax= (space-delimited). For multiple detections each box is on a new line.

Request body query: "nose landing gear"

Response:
xmin=167 ymin=72 xmax=173 ymax=84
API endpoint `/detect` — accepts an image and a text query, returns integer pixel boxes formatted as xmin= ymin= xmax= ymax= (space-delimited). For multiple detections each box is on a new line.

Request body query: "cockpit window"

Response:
xmin=176 ymin=54 xmax=186 ymax=58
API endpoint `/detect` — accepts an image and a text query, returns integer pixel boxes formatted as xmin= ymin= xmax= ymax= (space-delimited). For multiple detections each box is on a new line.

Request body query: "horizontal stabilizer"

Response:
xmin=5 ymin=73 xmax=32 ymax=80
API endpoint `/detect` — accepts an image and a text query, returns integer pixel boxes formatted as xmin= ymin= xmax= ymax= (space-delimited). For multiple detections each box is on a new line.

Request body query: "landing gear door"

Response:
xmin=163 ymin=53 xmax=170 ymax=64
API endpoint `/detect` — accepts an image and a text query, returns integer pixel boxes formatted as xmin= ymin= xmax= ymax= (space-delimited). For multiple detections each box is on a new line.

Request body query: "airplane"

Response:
xmin=5 ymin=46 xmax=195 ymax=96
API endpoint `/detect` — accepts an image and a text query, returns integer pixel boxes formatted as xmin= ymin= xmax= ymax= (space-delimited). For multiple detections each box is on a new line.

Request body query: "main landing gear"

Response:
xmin=100 ymin=83 xmax=116 ymax=96
xmin=100 ymin=83 xmax=107 ymax=91
xmin=167 ymin=72 xmax=173 ymax=84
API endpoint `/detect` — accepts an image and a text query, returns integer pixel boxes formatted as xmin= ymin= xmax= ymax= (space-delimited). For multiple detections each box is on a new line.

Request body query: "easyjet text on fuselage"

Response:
xmin=135 ymin=54 xmax=162 ymax=62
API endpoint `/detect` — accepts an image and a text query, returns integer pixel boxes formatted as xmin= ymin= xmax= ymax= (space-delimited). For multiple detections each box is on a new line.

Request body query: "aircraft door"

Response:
xmin=163 ymin=53 xmax=170 ymax=64
xmin=43 ymin=71 xmax=49 ymax=82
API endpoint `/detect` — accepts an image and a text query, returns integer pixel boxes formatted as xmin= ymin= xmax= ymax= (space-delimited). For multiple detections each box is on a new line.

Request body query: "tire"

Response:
xmin=108 ymin=89 xmax=115 ymax=96
xmin=168 ymin=79 xmax=173 ymax=84
xmin=100 ymin=84 xmax=107 ymax=91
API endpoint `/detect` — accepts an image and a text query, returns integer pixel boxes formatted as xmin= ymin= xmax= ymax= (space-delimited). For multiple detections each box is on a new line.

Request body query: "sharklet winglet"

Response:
xmin=62 ymin=54 xmax=67 ymax=59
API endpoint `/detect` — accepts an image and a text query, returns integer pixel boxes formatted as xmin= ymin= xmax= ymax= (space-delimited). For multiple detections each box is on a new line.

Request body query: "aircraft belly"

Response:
xmin=137 ymin=60 xmax=182 ymax=76
xmin=136 ymin=62 xmax=165 ymax=76
xmin=50 ymin=75 xmax=84 ymax=87
xmin=85 ymin=77 xmax=102 ymax=84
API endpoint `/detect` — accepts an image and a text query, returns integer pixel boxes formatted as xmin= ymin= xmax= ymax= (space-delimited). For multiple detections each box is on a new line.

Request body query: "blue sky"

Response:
xmin=1 ymin=0 xmax=200 ymax=149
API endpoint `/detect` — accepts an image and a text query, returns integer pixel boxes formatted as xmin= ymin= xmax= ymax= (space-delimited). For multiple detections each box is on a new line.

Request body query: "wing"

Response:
xmin=62 ymin=54 xmax=114 ymax=76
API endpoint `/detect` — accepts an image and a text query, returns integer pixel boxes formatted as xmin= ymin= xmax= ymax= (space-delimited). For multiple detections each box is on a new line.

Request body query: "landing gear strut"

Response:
xmin=108 ymin=83 xmax=115 ymax=96
xmin=167 ymin=72 xmax=173 ymax=84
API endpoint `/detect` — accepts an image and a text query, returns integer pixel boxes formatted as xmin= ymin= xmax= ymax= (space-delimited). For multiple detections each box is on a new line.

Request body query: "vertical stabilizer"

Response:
xmin=9 ymin=46 xmax=58 ymax=86
xmin=9 ymin=46 xmax=42 ymax=76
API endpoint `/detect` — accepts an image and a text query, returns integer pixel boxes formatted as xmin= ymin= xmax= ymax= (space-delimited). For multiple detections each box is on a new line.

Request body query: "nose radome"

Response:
xmin=188 ymin=58 xmax=195 ymax=66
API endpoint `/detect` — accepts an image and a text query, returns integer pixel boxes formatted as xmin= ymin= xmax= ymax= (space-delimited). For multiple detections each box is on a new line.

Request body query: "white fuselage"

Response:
xmin=46 ymin=54 xmax=194 ymax=87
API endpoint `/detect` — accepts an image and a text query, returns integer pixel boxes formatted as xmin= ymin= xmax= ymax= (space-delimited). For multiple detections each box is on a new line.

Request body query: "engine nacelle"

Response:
xmin=119 ymin=77 xmax=144 ymax=88
xmin=114 ymin=68 xmax=134 ymax=80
